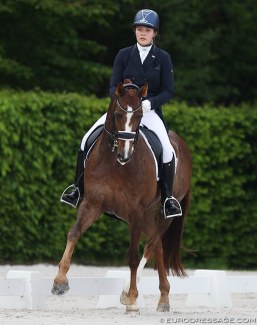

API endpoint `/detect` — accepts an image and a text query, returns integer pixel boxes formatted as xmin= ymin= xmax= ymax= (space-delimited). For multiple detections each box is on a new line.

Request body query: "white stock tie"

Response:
xmin=137 ymin=43 xmax=152 ymax=64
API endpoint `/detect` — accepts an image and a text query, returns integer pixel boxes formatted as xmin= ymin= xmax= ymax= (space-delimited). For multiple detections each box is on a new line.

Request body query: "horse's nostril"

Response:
xmin=117 ymin=154 xmax=130 ymax=165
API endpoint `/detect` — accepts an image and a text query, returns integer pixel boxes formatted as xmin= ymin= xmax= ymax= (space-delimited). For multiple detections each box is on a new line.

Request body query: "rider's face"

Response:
xmin=135 ymin=26 xmax=157 ymax=46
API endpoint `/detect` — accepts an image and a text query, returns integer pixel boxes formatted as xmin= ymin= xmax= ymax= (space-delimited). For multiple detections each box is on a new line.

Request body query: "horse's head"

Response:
xmin=108 ymin=80 xmax=148 ymax=165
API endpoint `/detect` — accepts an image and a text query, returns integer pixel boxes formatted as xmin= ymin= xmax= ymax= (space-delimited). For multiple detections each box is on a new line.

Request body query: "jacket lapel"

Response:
xmin=129 ymin=45 xmax=159 ymax=79
xmin=129 ymin=45 xmax=145 ymax=76
xmin=143 ymin=45 xmax=157 ymax=69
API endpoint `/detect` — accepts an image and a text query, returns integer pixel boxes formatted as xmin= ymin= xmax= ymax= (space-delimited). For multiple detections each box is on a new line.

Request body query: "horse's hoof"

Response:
xmin=157 ymin=303 xmax=170 ymax=312
xmin=51 ymin=281 xmax=69 ymax=295
xmin=125 ymin=304 xmax=140 ymax=315
xmin=120 ymin=290 xmax=129 ymax=305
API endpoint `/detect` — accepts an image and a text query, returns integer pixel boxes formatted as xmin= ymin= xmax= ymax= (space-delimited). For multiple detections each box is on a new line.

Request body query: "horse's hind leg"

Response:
xmin=52 ymin=201 xmax=101 ymax=295
xmin=144 ymin=238 xmax=170 ymax=312
xmin=154 ymin=241 xmax=170 ymax=312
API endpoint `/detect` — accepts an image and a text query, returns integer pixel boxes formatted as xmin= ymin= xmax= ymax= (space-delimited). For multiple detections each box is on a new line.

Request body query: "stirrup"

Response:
xmin=163 ymin=196 xmax=182 ymax=219
xmin=60 ymin=184 xmax=80 ymax=208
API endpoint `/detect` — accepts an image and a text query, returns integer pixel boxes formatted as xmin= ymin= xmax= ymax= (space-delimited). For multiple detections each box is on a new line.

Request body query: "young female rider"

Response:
xmin=61 ymin=9 xmax=182 ymax=218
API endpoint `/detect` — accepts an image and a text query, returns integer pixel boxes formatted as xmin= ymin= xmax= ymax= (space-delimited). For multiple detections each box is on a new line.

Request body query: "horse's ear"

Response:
xmin=139 ymin=83 xmax=148 ymax=98
xmin=115 ymin=82 xmax=124 ymax=96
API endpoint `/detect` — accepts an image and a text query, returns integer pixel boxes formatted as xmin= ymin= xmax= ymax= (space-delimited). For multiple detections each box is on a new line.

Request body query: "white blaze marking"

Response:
xmin=123 ymin=106 xmax=133 ymax=159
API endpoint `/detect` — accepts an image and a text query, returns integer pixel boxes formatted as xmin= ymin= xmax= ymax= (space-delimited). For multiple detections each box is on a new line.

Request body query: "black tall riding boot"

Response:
xmin=160 ymin=157 xmax=182 ymax=218
xmin=60 ymin=150 xmax=85 ymax=208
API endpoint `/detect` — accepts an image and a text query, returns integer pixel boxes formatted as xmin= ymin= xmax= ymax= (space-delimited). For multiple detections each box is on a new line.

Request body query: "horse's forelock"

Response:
xmin=127 ymin=88 xmax=137 ymax=97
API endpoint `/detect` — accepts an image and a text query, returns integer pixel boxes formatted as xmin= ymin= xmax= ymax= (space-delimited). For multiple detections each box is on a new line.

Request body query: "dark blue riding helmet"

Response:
xmin=133 ymin=9 xmax=159 ymax=31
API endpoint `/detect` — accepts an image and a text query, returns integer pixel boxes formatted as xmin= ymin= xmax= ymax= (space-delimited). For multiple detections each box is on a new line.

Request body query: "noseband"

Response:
xmin=104 ymin=83 xmax=142 ymax=152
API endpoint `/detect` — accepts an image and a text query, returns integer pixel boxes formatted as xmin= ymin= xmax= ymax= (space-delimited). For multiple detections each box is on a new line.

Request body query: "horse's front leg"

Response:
xmin=52 ymin=201 xmax=101 ymax=295
xmin=120 ymin=224 xmax=142 ymax=314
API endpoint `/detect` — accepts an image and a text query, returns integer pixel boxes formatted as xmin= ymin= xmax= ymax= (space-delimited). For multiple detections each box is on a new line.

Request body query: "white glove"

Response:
xmin=142 ymin=100 xmax=151 ymax=113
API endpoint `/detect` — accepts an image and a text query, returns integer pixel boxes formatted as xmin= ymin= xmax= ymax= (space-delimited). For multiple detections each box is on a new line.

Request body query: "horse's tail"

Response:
xmin=161 ymin=188 xmax=191 ymax=277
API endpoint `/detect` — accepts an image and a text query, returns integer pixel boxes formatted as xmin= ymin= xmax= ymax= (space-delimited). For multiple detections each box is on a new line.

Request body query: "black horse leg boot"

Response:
xmin=60 ymin=150 xmax=85 ymax=208
xmin=160 ymin=156 xmax=182 ymax=218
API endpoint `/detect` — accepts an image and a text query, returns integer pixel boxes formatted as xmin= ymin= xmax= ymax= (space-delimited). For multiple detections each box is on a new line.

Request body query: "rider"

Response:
xmin=61 ymin=9 xmax=182 ymax=218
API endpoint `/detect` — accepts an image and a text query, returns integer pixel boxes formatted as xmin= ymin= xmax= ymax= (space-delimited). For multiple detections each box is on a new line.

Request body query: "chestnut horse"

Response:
xmin=52 ymin=81 xmax=192 ymax=313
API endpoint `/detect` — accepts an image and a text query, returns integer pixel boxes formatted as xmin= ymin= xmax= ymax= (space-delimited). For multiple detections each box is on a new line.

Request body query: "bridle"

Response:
xmin=116 ymin=94 xmax=142 ymax=113
xmin=104 ymin=83 xmax=142 ymax=153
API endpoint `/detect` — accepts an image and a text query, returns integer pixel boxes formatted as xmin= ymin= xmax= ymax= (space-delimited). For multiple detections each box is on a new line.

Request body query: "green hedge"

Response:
xmin=166 ymin=103 xmax=257 ymax=269
xmin=0 ymin=90 xmax=256 ymax=269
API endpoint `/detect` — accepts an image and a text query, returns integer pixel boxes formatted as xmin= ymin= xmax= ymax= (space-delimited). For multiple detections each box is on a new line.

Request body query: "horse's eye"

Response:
xmin=115 ymin=112 xmax=123 ymax=120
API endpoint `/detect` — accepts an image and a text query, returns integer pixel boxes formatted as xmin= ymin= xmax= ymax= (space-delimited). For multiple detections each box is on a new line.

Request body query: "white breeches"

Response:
xmin=80 ymin=113 xmax=107 ymax=150
xmin=80 ymin=110 xmax=174 ymax=163
xmin=140 ymin=110 xmax=174 ymax=162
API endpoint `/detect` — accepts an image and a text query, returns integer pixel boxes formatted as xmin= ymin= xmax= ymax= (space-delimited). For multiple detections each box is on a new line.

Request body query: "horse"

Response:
xmin=52 ymin=80 xmax=192 ymax=313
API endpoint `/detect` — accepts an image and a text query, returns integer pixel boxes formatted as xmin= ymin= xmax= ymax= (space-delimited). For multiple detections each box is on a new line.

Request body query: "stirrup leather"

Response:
xmin=163 ymin=196 xmax=182 ymax=219
xmin=60 ymin=184 xmax=80 ymax=208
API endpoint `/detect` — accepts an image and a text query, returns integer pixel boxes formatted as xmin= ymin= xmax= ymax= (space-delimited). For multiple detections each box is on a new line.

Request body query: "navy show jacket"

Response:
xmin=109 ymin=44 xmax=174 ymax=125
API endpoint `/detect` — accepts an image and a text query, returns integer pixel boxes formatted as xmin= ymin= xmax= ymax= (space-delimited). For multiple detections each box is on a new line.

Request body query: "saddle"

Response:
xmin=139 ymin=126 xmax=163 ymax=177
xmin=84 ymin=125 xmax=163 ymax=173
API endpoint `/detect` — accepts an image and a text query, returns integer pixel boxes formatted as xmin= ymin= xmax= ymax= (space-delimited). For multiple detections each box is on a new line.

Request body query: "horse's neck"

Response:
xmin=98 ymin=129 xmax=112 ymax=153
xmin=105 ymin=98 xmax=115 ymax=132
xmin=96 ymin=110 xmax=115 ymax=156
xmin=97 ymin=99 xmax=116 ymax=151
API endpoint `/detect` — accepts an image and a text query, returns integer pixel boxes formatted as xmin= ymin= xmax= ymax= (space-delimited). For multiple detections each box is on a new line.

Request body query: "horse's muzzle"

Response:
xmin=117 ymin=154 xmax=131 ymax=165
